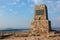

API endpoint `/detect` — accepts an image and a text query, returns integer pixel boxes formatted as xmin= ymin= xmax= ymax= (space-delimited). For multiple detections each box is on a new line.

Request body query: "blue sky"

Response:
xmin=0 ymin=0 xmax=60 ymax=30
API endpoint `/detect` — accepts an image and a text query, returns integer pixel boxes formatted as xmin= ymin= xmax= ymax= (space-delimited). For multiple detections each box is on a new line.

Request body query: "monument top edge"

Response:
xmin=35 ymin=4 xmax=47 ymax=7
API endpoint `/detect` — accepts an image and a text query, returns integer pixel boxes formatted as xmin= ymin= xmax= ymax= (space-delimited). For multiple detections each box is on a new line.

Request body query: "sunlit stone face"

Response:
xmin=36 ymin=10 xmax=44 ymax=15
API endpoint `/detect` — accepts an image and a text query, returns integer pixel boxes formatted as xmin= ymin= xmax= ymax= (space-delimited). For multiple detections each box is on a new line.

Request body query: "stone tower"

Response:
xmin=31 ymin=4 xmax=51 ymax=35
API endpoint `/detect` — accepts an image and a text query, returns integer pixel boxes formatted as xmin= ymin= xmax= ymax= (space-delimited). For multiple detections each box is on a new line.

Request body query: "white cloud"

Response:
xmin=47 ymin=0 xmax=60 ymax=14
xmin=8 ymin=0 xmax=20 ymax=5
xmin=8 ymin=2 xmax=17 ymax=5
xmin=32 ymin=0 xmax=38 ymax=4
xmin=32 ymin=0 xmax=44 ymax=4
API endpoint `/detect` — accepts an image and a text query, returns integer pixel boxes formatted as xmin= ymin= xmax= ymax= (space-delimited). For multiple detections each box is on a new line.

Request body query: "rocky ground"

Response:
xmin=0 ymin=32 xmax=60 ymax=40
xmin=0 ymin=35 xmax=60 ymax=40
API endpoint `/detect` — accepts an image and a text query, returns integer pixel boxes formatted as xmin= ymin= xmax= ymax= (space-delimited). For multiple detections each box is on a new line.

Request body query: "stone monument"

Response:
xmin=30 ymin=4 xmax=51 ymax=35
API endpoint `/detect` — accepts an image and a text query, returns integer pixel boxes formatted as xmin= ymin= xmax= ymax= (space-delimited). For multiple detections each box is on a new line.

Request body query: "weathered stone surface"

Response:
xmin=31 ymin=20 xmax=49 ymax=34
xmin=30 ymin=4 xmax=51 ymax=35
